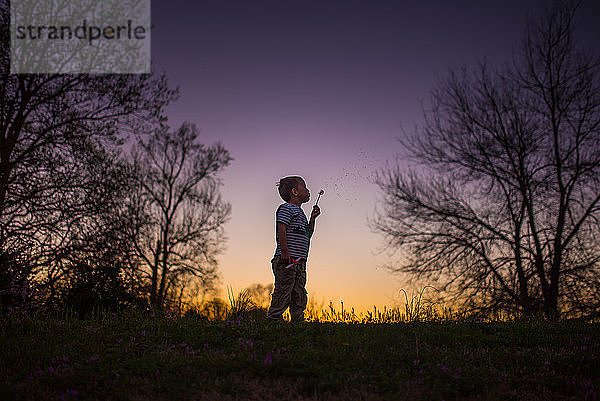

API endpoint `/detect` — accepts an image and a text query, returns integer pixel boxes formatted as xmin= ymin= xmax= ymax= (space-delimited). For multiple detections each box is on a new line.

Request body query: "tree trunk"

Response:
xmin=150 ymin=239 xmax=161 ymax=309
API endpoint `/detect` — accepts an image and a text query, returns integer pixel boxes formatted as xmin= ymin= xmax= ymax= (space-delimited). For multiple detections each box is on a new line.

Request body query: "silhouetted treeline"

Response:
xmin=0 ymin=2 xmax=231 ymax=315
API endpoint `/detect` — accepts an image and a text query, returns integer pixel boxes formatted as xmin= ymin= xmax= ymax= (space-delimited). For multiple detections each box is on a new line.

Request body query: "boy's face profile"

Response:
xmin=291 ymin=179 xmax=310 ymax=203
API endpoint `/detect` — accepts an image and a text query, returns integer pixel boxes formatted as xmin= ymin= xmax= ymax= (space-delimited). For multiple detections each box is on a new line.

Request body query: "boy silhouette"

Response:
xmin=267 ymin=176 xmax=321 ymax=322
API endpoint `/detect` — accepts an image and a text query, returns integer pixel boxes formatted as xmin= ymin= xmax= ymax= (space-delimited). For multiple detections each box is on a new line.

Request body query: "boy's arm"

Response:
xmin=308 ymin=205 xmax=321 ymax=233
xmin=277 ymin=222 xmax=290 ymax=264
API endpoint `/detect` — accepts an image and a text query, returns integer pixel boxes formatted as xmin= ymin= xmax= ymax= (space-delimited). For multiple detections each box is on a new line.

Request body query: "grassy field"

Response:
xmin=1 ymin=309 xmax=599 ymax=401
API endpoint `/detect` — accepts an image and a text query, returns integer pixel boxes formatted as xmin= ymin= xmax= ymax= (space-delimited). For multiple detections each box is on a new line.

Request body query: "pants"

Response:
xmin=267 ymin=254 xmax=308 ymax=322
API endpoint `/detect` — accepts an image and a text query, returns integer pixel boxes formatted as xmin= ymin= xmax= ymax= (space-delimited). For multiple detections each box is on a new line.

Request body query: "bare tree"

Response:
xmin=130 ymin=122 xmax=232 ymax=309
xmin=49 ymin=142 xmax=146 ymax=314
xmin=374 ymin=2 xmax=600 ymax=319
xmin=0 ymin=2 xmax=178 ymax=307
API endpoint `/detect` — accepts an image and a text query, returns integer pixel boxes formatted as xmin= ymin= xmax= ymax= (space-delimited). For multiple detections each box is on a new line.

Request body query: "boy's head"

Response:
xmin=277 ymin=176 xmax=310 ymax=203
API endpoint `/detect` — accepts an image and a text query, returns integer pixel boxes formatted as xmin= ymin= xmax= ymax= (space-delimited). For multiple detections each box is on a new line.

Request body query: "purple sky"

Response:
xmin=150 ymin=0 xmax=600 ymax=311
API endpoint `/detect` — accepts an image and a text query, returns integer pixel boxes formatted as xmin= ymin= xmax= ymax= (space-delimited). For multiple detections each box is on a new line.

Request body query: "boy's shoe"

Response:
xmin=266 ymin=315 xmax=284 ymax=323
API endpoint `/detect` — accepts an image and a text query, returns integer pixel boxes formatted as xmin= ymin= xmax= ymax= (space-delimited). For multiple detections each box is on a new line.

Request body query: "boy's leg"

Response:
xmin=267 ymin=256 xmax=296 ymax=320
xmin=290 ymin=263 xmax=308 ymax=322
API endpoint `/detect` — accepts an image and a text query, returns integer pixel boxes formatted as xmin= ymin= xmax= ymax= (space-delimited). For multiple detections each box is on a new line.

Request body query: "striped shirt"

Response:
xmin=274 ymin=203 xmax=312 ymax=259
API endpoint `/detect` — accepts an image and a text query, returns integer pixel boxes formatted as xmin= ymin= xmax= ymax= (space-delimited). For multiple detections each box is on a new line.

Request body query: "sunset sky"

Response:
xmin=149 ymin=0 xmax=600 ymax=312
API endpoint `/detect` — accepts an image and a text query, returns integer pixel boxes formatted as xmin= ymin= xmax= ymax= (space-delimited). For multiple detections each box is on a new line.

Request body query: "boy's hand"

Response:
xmin=311 ymin=205 xmax=321 ymax=219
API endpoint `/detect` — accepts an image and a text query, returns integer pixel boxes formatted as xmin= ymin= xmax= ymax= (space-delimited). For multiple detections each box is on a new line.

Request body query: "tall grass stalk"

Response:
xmin=305 ymin=287 xmax=445 ymax=323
